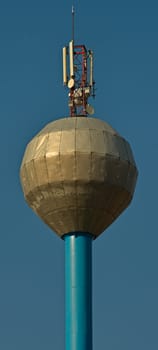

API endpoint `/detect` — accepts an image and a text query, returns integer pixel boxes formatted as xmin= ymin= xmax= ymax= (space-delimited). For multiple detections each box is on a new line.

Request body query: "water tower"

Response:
xmin=20 ymin=7 xmax=138 ymax=350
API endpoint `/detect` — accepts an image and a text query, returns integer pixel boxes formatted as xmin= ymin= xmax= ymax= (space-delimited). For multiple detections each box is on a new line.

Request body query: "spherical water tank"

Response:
xmin=20 ymin=117 xmax=138 ymax=238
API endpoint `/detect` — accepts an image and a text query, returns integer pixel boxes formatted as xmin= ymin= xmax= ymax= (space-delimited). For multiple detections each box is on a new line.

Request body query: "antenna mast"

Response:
xmin=72 ymin=5 xmax=75 ymax=42
xmin=62 ymin=7 xmax=95 ymax=117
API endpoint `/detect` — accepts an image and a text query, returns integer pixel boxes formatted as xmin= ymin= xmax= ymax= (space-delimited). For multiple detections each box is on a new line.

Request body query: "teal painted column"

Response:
xmin=64 ymin=233 xmax=93 ymax=350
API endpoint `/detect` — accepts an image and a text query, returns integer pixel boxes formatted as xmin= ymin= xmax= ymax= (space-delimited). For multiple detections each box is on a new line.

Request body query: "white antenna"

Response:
xmin=63 ymin=47 xmax=67 ymax=85
xmin=89 ymin=50 xmax=93 ymax=87
xmin=69 ymin=40 xmax=74 ymax=77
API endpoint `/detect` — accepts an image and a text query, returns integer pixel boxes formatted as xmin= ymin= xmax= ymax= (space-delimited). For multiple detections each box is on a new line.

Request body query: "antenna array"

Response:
xmin=62 ymin=8 xmax=95 ymax=116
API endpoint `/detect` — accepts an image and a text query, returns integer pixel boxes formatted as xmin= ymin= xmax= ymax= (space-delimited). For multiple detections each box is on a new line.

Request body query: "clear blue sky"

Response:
xmin=0 ymin=0 xmax=157 ymax=349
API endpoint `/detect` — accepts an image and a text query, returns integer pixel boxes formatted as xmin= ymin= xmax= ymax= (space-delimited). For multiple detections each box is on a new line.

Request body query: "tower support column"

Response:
xmin=64 ymin=233 xmax=93 ymax=350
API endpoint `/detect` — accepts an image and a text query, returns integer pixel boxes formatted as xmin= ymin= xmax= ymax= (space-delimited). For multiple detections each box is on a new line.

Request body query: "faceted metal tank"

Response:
xmin=20 ymin=117 xmax=138 ymax=238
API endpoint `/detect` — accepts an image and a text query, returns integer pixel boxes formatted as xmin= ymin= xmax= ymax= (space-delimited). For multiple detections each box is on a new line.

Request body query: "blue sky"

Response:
xmin=1 ymin=0 xmax=158 ymax=349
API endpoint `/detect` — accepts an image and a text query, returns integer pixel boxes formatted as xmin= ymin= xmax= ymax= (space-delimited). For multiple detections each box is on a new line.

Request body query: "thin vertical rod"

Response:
xmin=72 ymin=5 xmax=75 ymax=42
xmin=64 ymin=233 xmax=93 ymax=350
